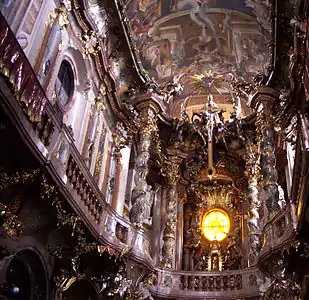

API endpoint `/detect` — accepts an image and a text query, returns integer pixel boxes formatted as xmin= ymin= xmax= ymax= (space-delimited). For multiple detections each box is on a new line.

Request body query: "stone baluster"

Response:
xmin=129 ymin=104 xmax=158 ymax=226
xmin=161 ymin=154 xmax=181 ymax=269
xmin=249 ymin=87 xmax=281 ymax=220
xmin=245 ymin=140 xmax=262 ymax=266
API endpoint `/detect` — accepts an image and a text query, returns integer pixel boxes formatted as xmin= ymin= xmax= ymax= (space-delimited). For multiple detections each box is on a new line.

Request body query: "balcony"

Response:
xmin=147 ymin=267 xmax=261 ymax=299
xmin=0 ymin=11 xmax=152 ymax=266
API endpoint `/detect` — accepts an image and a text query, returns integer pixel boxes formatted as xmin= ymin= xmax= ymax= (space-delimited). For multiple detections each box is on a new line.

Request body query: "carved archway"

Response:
xmin=0 ymin=249 xmax=48 ymax=300
xmin=61 ymin=279 xmax=98 ymax=300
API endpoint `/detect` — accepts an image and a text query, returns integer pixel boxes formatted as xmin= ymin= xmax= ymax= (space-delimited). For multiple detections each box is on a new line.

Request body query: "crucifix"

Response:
xmin=202 ymin=95 xmax=225 ymax=174
xmin=190 ymin=71 xmax=227 ymax=175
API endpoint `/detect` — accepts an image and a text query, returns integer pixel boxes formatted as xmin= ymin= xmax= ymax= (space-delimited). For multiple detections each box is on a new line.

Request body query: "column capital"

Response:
xmin=133 ymin=92 xmax=164 ymax=115
xmin=161 ymin=154 xmax=182 ymax=186
xmin=248 ymin=87 xmax=279 ymax=113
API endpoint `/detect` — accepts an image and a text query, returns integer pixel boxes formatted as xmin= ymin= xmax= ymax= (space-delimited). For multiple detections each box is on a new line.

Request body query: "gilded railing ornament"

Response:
xmin=0 ymin=168 xmax=41 ymax=237
xmin=245 ymin=139 xmax=262 ymax=266
xmin=161 ymin=154 xmax=182 ymax=268
xmin=51 ymin=195 xmax=97 ymax=255
xmin=0 ymin=168 xmax=40 ymax=187
xmin=0 ymin=203 xmax=23 ymax=237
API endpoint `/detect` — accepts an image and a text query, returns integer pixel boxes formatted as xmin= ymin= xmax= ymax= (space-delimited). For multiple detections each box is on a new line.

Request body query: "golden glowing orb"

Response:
xmin=202 ymin=209 xmax=230 ymax=241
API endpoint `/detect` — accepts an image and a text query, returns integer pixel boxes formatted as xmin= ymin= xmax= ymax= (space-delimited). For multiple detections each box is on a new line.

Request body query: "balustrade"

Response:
xmin=0 ymin=12 xmax=46 ymax=122
xmin=0 ymin=11 xmax=153 ymax=266
xmin=32 ymin=112 xmax=55 ymax=147
xmin=66 ymin=155 xmax=103 ymax=223
xmin=147 ymin=267 xmax=261 ymax=299
xmin=259 ymin=204 xmax=295 ymax=259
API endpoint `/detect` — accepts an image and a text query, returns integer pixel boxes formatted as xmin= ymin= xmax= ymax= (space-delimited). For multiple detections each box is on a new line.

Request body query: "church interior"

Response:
xmin=0 ymin=0 xmax=309 ymax=299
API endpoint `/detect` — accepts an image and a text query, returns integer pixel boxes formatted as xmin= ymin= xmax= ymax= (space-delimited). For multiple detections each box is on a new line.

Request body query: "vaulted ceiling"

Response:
xmin=83 ymin=0 xmax=299 ymax=124
xmin=122 ymin=0 xmax=272 ymax=116
xmin=125 ymin=1 xmax=270 ymax=84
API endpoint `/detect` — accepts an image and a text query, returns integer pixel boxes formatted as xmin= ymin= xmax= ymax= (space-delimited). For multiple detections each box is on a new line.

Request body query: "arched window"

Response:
xmin=56 ymin=60 xmax=74 ymax=108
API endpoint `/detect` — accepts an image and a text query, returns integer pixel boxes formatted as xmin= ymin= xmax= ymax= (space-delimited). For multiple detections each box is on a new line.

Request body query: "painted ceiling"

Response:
xmin=125 ymin=0 xmax=272 ymax=102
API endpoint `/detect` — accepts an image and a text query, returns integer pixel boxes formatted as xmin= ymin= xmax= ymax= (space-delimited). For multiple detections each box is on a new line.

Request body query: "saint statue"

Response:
xmin=211 ymin=253 xmax=219 ymax=271
xmin=129 ymin=185 xmax=157 ymax=225
xmin=143 ymin=185 xmax=155 ymax=223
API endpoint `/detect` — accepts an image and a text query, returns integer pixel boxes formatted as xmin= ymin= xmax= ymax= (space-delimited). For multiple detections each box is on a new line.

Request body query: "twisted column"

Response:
xmin=129 ymin=106 xmax=157 ymax=226
xmin=161 ymin=155 xmax=181 ymax=269
xmin=245 ymin=140 xmax=262 ymax=266
xmin=249 ymin=87 xmax=281 ymax=220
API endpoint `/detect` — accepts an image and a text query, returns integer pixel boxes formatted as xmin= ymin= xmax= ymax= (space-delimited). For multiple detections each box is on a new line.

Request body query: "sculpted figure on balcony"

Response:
xmin=211 ymin=253 xmax=220 ymax=271
xmin=174 ymin=104 xmax=192 ymax=145
xmin=143 ymin=185 xmax=155 ymax=224
xmin=129 ymin=188 xmax=146 ymax=225
xmin=129 ymin=185 xmax=155 ymax=226
xmin=194 ymin=254 xmax=208 ymax=271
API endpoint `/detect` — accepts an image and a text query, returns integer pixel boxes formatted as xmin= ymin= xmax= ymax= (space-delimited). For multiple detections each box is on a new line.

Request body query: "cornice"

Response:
xmin=68 ymin=0 xmax=137 ymax=129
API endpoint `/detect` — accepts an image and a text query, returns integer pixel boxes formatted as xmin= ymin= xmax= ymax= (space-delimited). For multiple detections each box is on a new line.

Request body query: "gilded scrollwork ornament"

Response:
xmin=81 ymin=30 xmax=101 ymax=57
xmin=0 ymin=168 xmax=40 ymax=237
xmin=95 ymin=84 xmax=107 ymax=111
xmin=112 ymin=121 xmax=133 ymax=163
xmin=0 ymin=168 xmax=40 ymax=188
xmin=161 ymin=155 xmax=182 ymax=187
xmin=135 ymin=107 xmax=157 ymax=136
xmin=46 ymin=5 xmax=70 ymax=30
xmin=0 ymin=203 xmax=23 ymax=237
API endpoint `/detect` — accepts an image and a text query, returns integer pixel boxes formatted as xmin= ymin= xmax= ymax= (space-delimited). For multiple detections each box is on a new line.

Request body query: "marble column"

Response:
xmin=161 ymin=154 xmax=181 ymax=269
xmin=245 ymin=140 xmax=262 ymax=266
xmin=129 ymin=105 xmax=157 ymax=226
xmin=249 ymin=87 xmax=281 ymax=220
xmin=176 ymin=199 xmax=184 ymax=270
xmin=151 ymin=185 xmax=162 ymax=265
xmin=183 ymin=248 xmax=191 ymax=271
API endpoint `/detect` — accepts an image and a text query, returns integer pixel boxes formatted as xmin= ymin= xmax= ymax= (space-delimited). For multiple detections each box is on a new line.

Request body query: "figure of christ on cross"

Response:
xmin=192 ymin=94 xmax=225 ymax=175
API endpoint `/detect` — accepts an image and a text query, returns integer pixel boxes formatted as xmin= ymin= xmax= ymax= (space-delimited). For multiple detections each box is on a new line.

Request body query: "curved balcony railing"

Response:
xmin=0 ymin=12 xmax=47 ymax=122
xmin=0 ymin=11 xmax=153 ymax=266
xmin=147 ymin=267 xmax=261 ymax=299
xmin=259 ymin=204 xmax=296 ymax=261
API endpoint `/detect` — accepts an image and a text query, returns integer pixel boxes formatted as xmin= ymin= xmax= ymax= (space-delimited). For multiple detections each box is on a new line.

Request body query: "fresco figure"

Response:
xmin=176 ymin=0 xmax=219 ymax=49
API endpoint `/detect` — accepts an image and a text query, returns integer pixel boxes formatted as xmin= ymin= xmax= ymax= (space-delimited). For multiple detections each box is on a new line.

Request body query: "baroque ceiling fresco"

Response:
xmin=125 ymin=0 xmax=272 ymax=113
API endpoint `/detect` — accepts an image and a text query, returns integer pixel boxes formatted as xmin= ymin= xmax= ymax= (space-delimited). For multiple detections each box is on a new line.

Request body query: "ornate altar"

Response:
xmin=183 ymin=163 xmax=245 ymax=272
